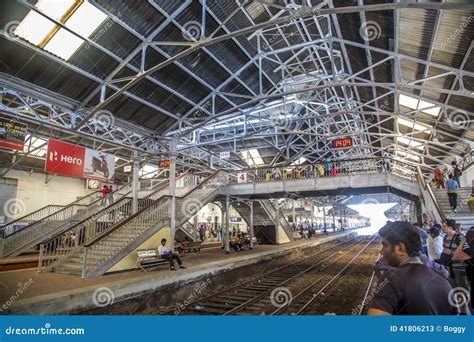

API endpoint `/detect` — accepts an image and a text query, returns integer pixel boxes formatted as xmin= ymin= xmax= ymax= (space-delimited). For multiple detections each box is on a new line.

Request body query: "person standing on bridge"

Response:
xmin=100 ymin=185 xmax=108 ymax=206
xmin=446 ymin=174 xmax=459 ymax=215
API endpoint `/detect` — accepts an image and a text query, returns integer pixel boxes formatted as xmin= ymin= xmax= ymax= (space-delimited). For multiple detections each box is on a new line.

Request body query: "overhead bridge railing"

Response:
xmin=416 ymin=165 xmax=446 ymax=224
xmin=77 ymin=170 xmax=225 ymax=278
xmin=37 ymin=173 xmax=197 ymax=273
xmin=225 ymin=157 xmax=417 ymax=185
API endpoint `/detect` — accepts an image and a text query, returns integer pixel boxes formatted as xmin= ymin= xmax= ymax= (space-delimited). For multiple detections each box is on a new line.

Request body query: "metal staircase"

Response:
xmin=432 ymin=187 xmax=474 ymax=228
xmin=37 ymin=173 xmax=196 ymax=273
xmin=41 ymin=172 xmax=227 ymax=277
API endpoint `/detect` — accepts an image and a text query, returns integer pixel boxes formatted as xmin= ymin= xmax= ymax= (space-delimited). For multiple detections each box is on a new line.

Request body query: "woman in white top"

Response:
xmin=427 ymin=224 xmax=443 ymax=261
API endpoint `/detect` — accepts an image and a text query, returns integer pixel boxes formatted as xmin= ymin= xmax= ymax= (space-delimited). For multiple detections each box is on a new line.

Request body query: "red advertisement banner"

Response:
xmin=0 ymin=119 xmax=27 ymax=151
xmin=45 ymin=139 xmax=85 ymax=178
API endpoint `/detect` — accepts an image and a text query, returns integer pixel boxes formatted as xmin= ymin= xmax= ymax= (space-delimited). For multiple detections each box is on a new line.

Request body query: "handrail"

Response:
xmin=0 ymin=204 xmax=64 ymax=229
xmin=142 ymin=172 xmax=189 ymax=200
xmin=83 ymin=171 xmax=220 ymax=247
xmin=416 ymin=165 xmax=446 ymax=222
xmin=2 ymin=183 xmax=131 ymax=238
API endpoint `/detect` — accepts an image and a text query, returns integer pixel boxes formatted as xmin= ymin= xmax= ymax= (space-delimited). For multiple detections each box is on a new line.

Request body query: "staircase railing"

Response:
xmin=37 ymin=173 xmax=193 ymax=272
xmin=0 ymin=190 xmax=101 ymax=237
xmin=259 ymin=199 xmax=294 ymax=241
xmin=416 ymin=165 xmax=446 ymax=223
xmin=80 ymin=171 xmax=226 ymax=278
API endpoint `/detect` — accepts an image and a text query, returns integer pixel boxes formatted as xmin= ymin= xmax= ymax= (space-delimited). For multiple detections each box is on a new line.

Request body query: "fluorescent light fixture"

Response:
xmin=13 ymin=0 xmax=108 ymax=60
xmin=397 ymin=117 xmax=432 ymax=132
xmin=397 ymin=136 xmax=424 ymax=150
xmin=399 ymin=94 xmax=440 ymax=116
xmin=241 ymin=149 xmax=264 ymax=167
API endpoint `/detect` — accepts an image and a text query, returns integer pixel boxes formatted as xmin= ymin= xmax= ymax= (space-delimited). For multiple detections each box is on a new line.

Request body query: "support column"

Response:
xmin=131 ymin=152 xmax=140 ymax=214
xmin=292 ymin=200 xmax=296 ymax=227
xmin=332 ymin=205 xmax=336 ymax=232
xmin=323 ymin=206 xmax=327 ymax=231
xmin=169 ymin=139 xmax=177 ymax=251
xmin=225 ymin=195 xmax=230 ymax=253
xmin=249 ymin=200 xmax=254 ymax=249
xmin=274 ymin=200 xmax=280 ymax=244
xmin=310 ymin=200 xmax=314 ymax=227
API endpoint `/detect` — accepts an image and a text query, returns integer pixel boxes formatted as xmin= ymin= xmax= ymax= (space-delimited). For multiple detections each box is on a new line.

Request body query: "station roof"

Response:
xmin=0 ymin=0 xmax=473 ymax=175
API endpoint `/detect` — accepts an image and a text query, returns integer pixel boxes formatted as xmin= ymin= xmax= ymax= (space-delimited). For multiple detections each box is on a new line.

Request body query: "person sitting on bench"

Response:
xmin=158 ymin=238 xmax=186 ymax=271
xmin=177 ymin=237 xmax=190 ymax=257
xmin=230 ymin=234 xmax=243 ymax=252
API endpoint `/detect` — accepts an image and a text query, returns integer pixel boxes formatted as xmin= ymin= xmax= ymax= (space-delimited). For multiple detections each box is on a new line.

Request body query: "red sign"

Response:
xmin=0 ymin=119 xmax=27 ymax=151
xmin=159 ymin=160 xmax=170 ymax=168
xmin=331 ymin=138 xmax=353 ymax=149
xmin=45 ymin=139 xmax=85 ymax=178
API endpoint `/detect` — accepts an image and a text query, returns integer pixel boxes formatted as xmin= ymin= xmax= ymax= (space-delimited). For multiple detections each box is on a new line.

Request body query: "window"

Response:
xmin=23 ymin=135 xmax=47 ymax=157
xmin=241 ymin=149 xmax=264 ymax=167
xmin=14 ymin=0 xmax=108 ymax=60
xmin=399 ymin=94 xmax=440 ymax=117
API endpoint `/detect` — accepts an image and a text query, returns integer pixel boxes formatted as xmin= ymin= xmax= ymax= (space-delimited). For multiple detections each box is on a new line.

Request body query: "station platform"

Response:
xmin=0 ymin=231 xmax=357 ymax=315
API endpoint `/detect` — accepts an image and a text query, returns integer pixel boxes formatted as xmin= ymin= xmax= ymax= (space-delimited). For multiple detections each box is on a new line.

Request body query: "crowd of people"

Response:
xmin=369 ymin=220 xmax=474 ymax=315
xmin=100 ymin=185 xmax=114 ymax=206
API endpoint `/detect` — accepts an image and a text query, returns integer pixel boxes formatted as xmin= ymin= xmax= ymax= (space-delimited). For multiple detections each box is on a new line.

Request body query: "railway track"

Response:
xmin=166 ymin=235 xmax=379 ymax=315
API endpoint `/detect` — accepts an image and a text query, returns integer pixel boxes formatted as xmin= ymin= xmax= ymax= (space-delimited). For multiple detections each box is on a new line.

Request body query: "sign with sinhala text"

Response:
xmin=159 ymin=160 xmax=170 ymax=168
xmin=0 ymin=119 xmax=27 ymax=151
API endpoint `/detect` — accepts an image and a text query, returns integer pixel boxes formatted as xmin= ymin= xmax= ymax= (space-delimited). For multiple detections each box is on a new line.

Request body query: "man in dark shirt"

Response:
xmin=368 ymin=221 xmax=457 ymax=315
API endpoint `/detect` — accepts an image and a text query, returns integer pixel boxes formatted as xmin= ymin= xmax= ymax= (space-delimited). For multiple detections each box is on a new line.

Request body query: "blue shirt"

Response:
xmin=446 ymin=179 xmax=457 ymax=192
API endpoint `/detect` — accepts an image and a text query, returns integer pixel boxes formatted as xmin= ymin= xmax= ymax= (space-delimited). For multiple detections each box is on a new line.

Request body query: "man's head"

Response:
xmin=455 ymin=223 xmax=462 ymax=233
xmin=442 ymin=219 xmax=456 ymax=234
xmin=429 ymin=224 xmax=441 ymax=238
xmin=378 ymin=221 xmax=421 ymax=267
xmin=448 ymin=174 xmax=453 ymax=180
xmin=160 ymin=238 xmax=167 ymax=246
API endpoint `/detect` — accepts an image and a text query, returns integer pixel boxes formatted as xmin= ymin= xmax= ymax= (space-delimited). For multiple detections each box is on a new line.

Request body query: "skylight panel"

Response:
xmin=241 ymin=149 xmax=264 ymax=167
xmin=397 ymin=137 xmax=424 ymax=150
xmin=65 ymin=1 xmax=108 ymax=37
xmin=397 ymin=117 xmax=432 ymax=132
xmin=14 ymin=11 xmax=57 ymax=45
xmin=292 ymin=157 xmax=307 ymax=165
xmin=399 ymin=94 xmax=440 ymax=116
xmin=44 ymin=28 xmax=84 ymax=60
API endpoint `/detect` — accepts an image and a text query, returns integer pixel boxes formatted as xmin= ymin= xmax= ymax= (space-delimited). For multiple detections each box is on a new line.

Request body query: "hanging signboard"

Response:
xmin=237 ymin=172 xmax=247 ymax=183
xmin=331 ymin=137 xmax=353 ymax=149
xmin=159 ymin=160 xmax=170 ymax=168
xmin=123 ymin=165 xmax=132 ymax=173
xmin=45 ymin=138 xmax=115 ymax=182
xmin=219 ymin=151 xmax=231 ymax=159
xmin=0 ymin=119 xmax=27 ymax=151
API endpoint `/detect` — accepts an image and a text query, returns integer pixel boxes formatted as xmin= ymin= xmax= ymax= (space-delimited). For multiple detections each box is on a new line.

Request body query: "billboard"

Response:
xmin=45 ymin=139 xmax=115 ymax=182
xmin=0 ymin=119 xmax=27 ymax=151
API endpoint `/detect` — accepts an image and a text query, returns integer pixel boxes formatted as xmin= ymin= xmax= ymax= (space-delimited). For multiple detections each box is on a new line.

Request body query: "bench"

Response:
xmin=176 ymin=241 xmax=202 ymax=256
xmin=137 ymin=249 xmax=168 ymax=272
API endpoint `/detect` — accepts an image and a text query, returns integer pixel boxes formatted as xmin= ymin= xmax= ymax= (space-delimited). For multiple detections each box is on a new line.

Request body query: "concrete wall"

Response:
xmin=277 ymin=225 xmax=291 ymax=244
xmin=107 ymin=227 xmax=171 ymax=273
xmin=0 ymin=169 xmax=93 ymax=219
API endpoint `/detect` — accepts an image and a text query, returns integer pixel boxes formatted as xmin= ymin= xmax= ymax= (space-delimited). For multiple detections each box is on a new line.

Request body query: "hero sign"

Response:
xmin=45 ymin=139 xmax=85 ymax=178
